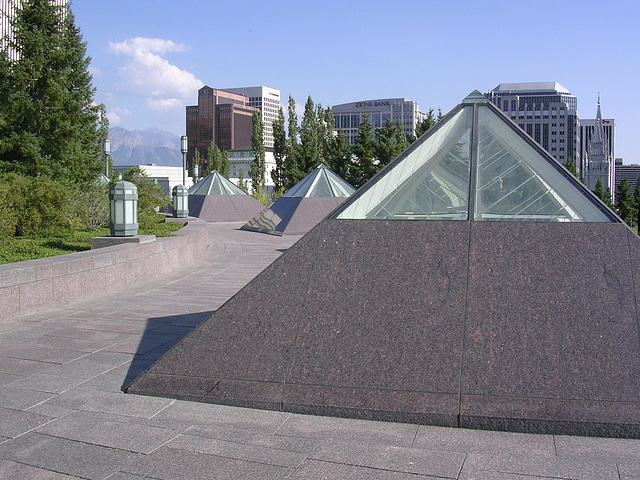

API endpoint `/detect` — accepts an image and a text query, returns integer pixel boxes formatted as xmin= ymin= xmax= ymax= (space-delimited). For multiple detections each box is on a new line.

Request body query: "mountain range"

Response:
xmin=109 ymin=126 xmax=183 ymax=167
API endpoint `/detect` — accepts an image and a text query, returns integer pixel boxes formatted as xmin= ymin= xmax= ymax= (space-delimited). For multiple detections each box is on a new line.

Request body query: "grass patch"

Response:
xmin=0 ymin=215 xmax=185 ymax=265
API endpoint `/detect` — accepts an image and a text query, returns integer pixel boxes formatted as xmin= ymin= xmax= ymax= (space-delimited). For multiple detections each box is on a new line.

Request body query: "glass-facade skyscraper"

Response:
xmin=486 ymin=82 xmax=579 ymax=169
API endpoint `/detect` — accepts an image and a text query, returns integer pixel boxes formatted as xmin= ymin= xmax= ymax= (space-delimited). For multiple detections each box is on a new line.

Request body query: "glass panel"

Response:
xmin=308 ymin=172 xmax=332 ymax=198
xmin=336 ymin=107 xmax=472 ymax=220
xmin=327 ymin=175 xmax=355 ymax=197
xmin=282 ymin=170 xmax=316 ymax=197
xmin=474 ymin=105 xmax=613 ymax=222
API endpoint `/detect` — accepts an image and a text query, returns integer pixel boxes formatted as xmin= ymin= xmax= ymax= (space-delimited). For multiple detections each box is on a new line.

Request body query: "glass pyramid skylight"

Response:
xmin=282 ymin=164 xmax=355 ymax=198
xmin=334 ymin=92 xmax=617 ymax=223
xmin=189 ymin=171 xmax=247 ymax=196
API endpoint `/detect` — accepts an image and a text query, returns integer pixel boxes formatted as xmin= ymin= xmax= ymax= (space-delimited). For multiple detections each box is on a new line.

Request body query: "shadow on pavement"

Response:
xmin=121 ymin=310 xmax=213 ymax=391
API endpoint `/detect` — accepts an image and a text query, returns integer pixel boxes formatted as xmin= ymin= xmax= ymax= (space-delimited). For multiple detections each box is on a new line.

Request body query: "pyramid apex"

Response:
xmin=462 ymin=90 xmax=489 ymax=104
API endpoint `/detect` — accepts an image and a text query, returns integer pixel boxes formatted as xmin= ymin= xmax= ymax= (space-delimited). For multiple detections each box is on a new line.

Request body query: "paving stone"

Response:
xmin=310 ymin=440 xmax=465 ymax=478
xmin=121 ymin=445 xmax=290 ymax=480
xmin=276 ymin=413 xmax=419 ymax=447
xmin=0 ymin=356 xmax=55 ymax=376
xmin=0 ymin=371 xmax=22 ymax=386
xmin=185 ymin=425 xmax=321 ymax=453
xmin=147 ymin=399 xmax=290 ymax=432
xmin=0 ymin=459 xmax=78 ymax=479
xmin=167 ymin=433 xmax=308 ymax=467
xmin=414 ymin=425 xmax=556 ymax=457
xmin=35 ymin=411 xmax=179 ymax=454
xmin=0 ymin=407 xmax=54 ymax=437
xmin=0 ymin=432 xmax=142 ymax=480
xmin=554 ymin=433 xmax=640 ymax=461
xmin=0 ymin=386 xmax=56 ymax=410
xmin=47 ymin=387 xmax=174 ymax=418
xmin=288 ymin=459 xmax=443 ymax=479
xmin=466 ymin=452 xmax=620 ymax=480
xmin=618 ymin=462 xmax=640 ymax=480
xmin=6 ymin=372 xmax=87 ymax=394
xmin=1 ymin=344 xmax=87 ymax=364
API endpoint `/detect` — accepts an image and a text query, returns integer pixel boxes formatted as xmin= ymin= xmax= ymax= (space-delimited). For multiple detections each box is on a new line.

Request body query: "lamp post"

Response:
xmin=103 ymin=139 xmax=111 ymax=177
xmin=181 ymin=135 xmax=188 ymax=186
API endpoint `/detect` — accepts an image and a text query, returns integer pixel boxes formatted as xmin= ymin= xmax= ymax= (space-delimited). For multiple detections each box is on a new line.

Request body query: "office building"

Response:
xmin=332 ymin=98 xmax=425 ymax=144
xmin=227 ymin=147 xmax=276 ymax=191
xmin=185 ymin=86 xmax=257 ymax=173
xmin=486 ymin=82 xmax=579 ymax=168
xmin=224 ymin=86 xmax=281 ymax=149
xmin=1 ymin=0 xmax=67 ymax=61
xmin=615 ymin=159 xmax=640 ymax=194
xmin=580 ymin=97 xmax=615 ymax=195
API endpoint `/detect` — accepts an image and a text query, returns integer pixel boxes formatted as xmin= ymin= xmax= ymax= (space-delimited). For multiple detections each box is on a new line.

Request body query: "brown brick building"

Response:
xmin=186 ymin=86 xmax=256 ymax=173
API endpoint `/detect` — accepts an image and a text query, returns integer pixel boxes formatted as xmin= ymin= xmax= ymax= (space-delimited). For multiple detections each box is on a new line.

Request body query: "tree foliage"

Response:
xmin=616 ymin=178 xmax=636 ymax=227
xmin=121 ymin=167 xmax=169 ymax=230
xmin=249 ymin=110 xmax=266 ymax=193
xmin=206 ymin=143 xmax=229 ymax=177
xmin=414 ymin=108 xmax=439 ymax=140
xmin=375 ymin=119 xmax=408 ymax=168
xmin=349 ymin=113 xmax=376 ymax=188
xmin=0 ymin=0 xmax=107 ymax=183
xmin=271 ymin=106 xmax=287 ymax=192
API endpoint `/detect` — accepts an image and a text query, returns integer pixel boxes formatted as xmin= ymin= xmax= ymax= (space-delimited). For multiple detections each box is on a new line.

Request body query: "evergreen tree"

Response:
xmin=634 ymin=182 xmax=640 ymax=231
xmin=193 ymin=148 xmax=201 ymax=177
xmin=349 ymin=113 xmax=376 ymax=188
xmin=219 ymin=149 xmax=230 ymax=178
xmin=237 ymin=169 xmax=248 ymax=193
xmin=616 ymin=178 xmax=635 ymax=226
xmin=593 ymin=179 xmax=614 ymax=209
xmin=299 ymin=96 xmax=320 ymax=174
xmin=271 ymin=106 xmax=286 ymax=192
xmin=326 ymin=129 xmax=351 ymax=182
xmin=249 ymin=110 xmax=265 ymax=193
xmin=284 ymin=95 xmax=303 ymax=189
xmin=564 ymin=157 xmax=578 ymax=177
xmin=375 ymin=119 xmax=408 ymax=168
xmin=0 ymin=0 xmax=106 ymax=183
xmin=414 ymin=108 xmax=438 ymax=140
xmin=207 ymin=142 xmax=220 ymax=173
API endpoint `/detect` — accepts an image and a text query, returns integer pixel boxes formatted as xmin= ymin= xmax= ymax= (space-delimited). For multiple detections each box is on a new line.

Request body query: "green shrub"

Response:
xmin=1 ymin=174 xmax=76 ymax=238
xmin=70 ymin=181 xmax=109 ymax=231
xmin=122 ymin=167 xmax=170 ymax=230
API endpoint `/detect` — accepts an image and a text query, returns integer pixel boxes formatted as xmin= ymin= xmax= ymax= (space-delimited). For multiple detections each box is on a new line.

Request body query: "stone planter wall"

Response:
xmin=0 ymin=218 xmax=208 ymax=319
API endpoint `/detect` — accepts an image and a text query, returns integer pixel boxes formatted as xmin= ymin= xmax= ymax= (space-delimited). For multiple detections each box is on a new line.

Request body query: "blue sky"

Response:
xmin=72 ymin=0 xmax=640 ymax=163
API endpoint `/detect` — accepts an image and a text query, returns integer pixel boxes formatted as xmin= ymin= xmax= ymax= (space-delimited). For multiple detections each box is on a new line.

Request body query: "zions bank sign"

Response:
xmin=354 ymin=101 xmax=392 ymax=108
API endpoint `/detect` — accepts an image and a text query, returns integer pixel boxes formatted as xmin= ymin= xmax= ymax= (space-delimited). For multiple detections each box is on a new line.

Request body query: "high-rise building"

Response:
xmin=223 ymin=86 xmax=281 ymax=149
xmin=486 ymin=82 xmax=579 ymax=168
xmin=580 ymin=97 xmax=615 ymax=195
xmin=331 ymin=98 xmax=425 ymax=145
xmin=614 ymin=159 xmax=640 ymax=195
xmin=1 ymin=0 xmax=67 ymax=61
xmin=185 ymin=86 xmax=257 ymax=173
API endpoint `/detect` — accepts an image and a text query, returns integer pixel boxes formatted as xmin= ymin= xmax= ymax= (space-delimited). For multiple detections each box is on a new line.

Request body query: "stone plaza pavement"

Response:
xmin=2 ymin=222 xmax=640 ymax=480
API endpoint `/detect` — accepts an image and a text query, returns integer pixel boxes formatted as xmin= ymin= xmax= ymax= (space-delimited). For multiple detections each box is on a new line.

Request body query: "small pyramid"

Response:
xmin=241 ymin=164 xmax=355 ymax=235
xmin=128 ymin=92 xmax=640 ymax=438
xmin=188 ymin=171 xmax=264 ymax=222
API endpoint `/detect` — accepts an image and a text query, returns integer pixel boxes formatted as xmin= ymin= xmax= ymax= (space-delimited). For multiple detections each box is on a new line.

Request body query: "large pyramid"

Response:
xmin=128 ymin=92 xmax=640 ymax=438
xmin=241 ymin=164 xmax=355 ymax=235
xmin=188 ymin=171 xmax=264 ymax=222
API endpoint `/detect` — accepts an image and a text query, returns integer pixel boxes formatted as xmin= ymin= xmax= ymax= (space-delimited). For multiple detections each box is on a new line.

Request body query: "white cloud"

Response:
xmin=106 ymin=106 xmax=132 ymax=126
xmin=146 ymin=98 xmax=183 ymax=110
xmin=108 ymin=37 xmax=202 ymax=101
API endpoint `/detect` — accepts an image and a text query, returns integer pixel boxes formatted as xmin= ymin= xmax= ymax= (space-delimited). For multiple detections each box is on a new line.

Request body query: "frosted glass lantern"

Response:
xmin=172 ymin=184 xmax=189 ymax=218
xmin=109 ymin=181 xmax=139 ymax=236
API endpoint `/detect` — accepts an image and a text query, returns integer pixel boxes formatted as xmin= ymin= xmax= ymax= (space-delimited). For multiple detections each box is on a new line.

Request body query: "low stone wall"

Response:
xmin=0 ymin=218 xmax=208 ymax=319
